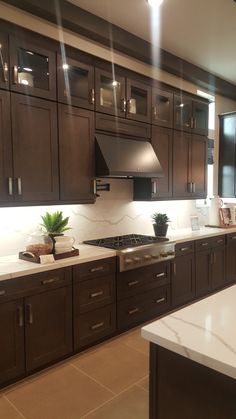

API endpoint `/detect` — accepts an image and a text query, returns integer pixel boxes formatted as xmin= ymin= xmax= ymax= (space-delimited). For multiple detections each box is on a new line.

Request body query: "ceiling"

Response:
xmin=67 ymin=0 xmax=236 ymax=85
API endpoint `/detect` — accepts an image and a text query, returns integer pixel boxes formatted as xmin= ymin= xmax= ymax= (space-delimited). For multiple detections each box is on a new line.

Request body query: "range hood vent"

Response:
xmin=95 ymin=134 xmax=163 ymax=178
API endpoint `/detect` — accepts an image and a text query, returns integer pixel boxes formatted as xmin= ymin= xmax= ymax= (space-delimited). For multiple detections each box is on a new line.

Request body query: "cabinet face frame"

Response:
xmin=9 ymin=36 xmax=56 ymax=100
xmin=0 ymin=31 xmax=9 ymax=90
xmin=0 ymin=90 xmax=13 ymax=202
xmin=57 ymin=54 xmax=95 ymax=110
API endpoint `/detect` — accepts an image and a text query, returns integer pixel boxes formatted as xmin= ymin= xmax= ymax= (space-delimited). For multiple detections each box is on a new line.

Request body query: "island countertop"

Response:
xmin=141 ymin=285 xmax=236 ymax=380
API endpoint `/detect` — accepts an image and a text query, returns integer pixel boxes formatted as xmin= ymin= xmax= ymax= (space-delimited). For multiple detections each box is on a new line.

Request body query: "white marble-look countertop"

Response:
xmin=168 ymin=226 xmax=236 ymax=243
xmin=0 ymin=245 xmax=116 ymax=282
xmin=142 ymin=285 xmax=236 ymax=379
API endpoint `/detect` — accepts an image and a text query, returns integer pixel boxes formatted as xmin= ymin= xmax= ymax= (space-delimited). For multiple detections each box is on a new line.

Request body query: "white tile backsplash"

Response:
xmin=0 ymin=180 xmax=208 ymax=256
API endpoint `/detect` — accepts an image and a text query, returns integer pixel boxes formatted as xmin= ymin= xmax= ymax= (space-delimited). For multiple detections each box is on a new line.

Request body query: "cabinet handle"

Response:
xmin=0 ymin=44 xmax=8 ymax=82
xmin=17 ymin=177 xmax=22 ymax=195
xmin=180 ymin=247 xmax=189 ymax=252
xmin=90 ymin=266 xmax=104 ymax=273
xmin=0 ymin=290 xmax=6 ymax=296
xmin=90 ymin=88 xmax=95 ymax=104
xmin=8 ymin=177 xmax=13 ymax=196
xmin=231 ymin=236 xmax=236 ymax=240
xmin=217 ymin=239 xmax=223 ymax=243
xmin=41 ymin=277 xmax=61 ymax=285
xmin=155 ymin=297 xmax=165 ymax=304
xmin=194 ymin=117 xmax=197 ymax=129
xmin=90 ymin=290 xmax=104 ymax=298
xmin=17 ymin=306 xmax=24 ymax=327
xmin=192 ymin=182 xmax=196 ymax=193
xmin=13 ymin=65 xmax=18 ymax=84
xmin=172 ymin=262 xmax=176 ymax=275
xmin=213 ymin=251 xmax=216 ymax=264
xmin=127 ymin=99 xmax=132 ymax=113
xmin=190 ymin=116 xmax=194 ymax=129
xmin=121 ymin=97 xmax=126 ymax=112
xmin=151 ymin=180 xmax=157 ymax=195
xmin=201 ymin=242 xmax=209 ymax=247
xmin=90 ymin=321 xmax=104 ymax=331
xmin=153 ymin=106 xmax=157 ymax=117
xmin=128 ymin=307 xmax=139 ymax=315
xmin=26 ymin=304 xmax=33 ymax=324
xmin=128 ymin=280 xmax=139 ymax=287
xmin=155 ymin=272 xmax=165 ymax=278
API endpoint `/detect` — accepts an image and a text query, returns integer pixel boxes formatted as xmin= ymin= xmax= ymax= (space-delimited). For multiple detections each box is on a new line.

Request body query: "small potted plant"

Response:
xmin=151 ymin=212 xmax=170 ymax=237
xmin=40 ymin=211 xmax=71 ymax=252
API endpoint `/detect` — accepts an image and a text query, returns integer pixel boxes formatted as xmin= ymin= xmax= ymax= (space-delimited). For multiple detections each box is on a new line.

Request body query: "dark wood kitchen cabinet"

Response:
xmin=9 ymin=36 xmax=56 ymax=100
xmin=0 ymin=90 xmax=13 ymax=203
xmin=195 ymin=236 xmax=225 ymax=297
xmin=11 ymin=93 xmax=59 ymax=203
xmin=58 ymin=104 xmax=95 ymax=203
xmin=57 ymin=54 xmax=95 ymax=110
xmin=225 ymin=233 xmax=236 ymax=285
xmin=218 ymin=112 xmax=236 ymax=198
xmin=73 ymin=257 xmax=116 ymax=349
xmin=171 ymin=242 xmax=195 ymax=307
xmin=95 ymin=67 xmax=151 ymax=123
xmin=152 ymin=87 xmax=173 ymax=128
xmin=174 ymin=94 xmax=208 ymax=136
xmin=133 ymin=126 xmax=173 ymax=200
xmin=0 ymin=31 xmax=9 ymax=90
xmin=0 ymin=298 xmax=25 ymax=386
xmin=173 ymin=131 xmax=207 ymax=199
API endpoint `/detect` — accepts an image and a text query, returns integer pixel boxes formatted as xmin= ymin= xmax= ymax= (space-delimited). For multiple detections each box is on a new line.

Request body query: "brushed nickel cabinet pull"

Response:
xmin=17 ymin=306 xmax=24 ymax=327
xmin=155 ymin=297 xmax=165 ymax=304
xmin=192 ymin=182 xmax=196 ymax=193
xmin=231 ymin=236 xmax=236 ymax=240
xmin=153 ymin=106 xmax=157 ymax=117
xmin=151 ymin=181 xmax=157 ymax=195
xmin=27 ymin=304 xmax=33 ymax=324
xmin=13 ymin=65 xmax=18 ymax=84
xmin=41 ymin=277 xmax=61 ymax=285
xmin=128 ymin=280 xmax=139 ymax=287
xmin=128 ymin=307 xmax=139 ymax=315
xmin=127 ymin=99 xmax=132 ymax=114
xmin=201 ymin=242 xmax=209 ymax=247
xmin=194 ymin=117 xmax=197 ymax=129
xmin=90 ymin=321 xmax=104 ymax=330
xmin=17 ymin=177 xmax=22 ymax=195
xmin=217 ymin=239 xmax=223 ymax=243
xmin=190 ymin=116 xmax=194 ymax=129
xmin=90 ymin=266 xmax=104 ymax=273
xmin=121 ymin=97 xmax=126 ymax=112
xmin=90 ymin=290 xmax=104 ymax=298
xmin=8 ymin=177 xmax=13 ymax=196
xmin=180 ymin=247 xmax=189 ymax=252
xmin=90 ymin=88 xmax=95 ymax=104
xmin=155 ymin=272 xmax=165 ymax=278
xmin=172 ymin=262 xmax=176 ymax=275
xmin=0 ymin=290 xmax=6 ymax=296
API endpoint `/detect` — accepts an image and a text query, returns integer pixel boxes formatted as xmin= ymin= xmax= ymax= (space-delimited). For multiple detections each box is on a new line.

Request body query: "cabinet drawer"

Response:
xmin=73 ymin=257 xmax=116 ymax=282
xmin=211 ymin=235 xmax=225 ymax=247
xmin=226 ymin=233 xmax=236 ymax=244
xmin=0 ymin=268 xmax=71 ymax=300
xmin=74 ymin=275 xmax=115 ymax=313
xmin=117 ymin=262 xmax=170 ymax=300
xmin=74 ymin=305 xmax=116 ymax=349
xmin=117 ymin=286 xmax=170 ymax=330
xmin=95 ymin=113 xmax=151 ymax=139
xmin=195 ymin=238 xmax=214 ymax=251
xmin=175 ymin=241 xmax=194 ymax=256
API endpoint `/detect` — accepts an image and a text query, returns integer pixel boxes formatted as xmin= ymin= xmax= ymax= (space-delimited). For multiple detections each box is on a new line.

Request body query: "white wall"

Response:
xmin=0 ymin=2 xmax=236 ymax=256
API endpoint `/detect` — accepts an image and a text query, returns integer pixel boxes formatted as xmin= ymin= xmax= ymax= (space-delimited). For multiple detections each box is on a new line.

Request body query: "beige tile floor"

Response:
xmin=0 ymin=328 xmax=150 ymax=419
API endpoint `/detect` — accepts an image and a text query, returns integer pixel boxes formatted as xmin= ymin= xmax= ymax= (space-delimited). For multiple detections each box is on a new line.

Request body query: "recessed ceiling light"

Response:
xmin=147 ymin=0 xmax=163 ymax=7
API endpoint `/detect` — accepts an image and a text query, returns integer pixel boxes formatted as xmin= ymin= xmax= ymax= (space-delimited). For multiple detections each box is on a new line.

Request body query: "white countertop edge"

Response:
xmin=141 ymin=328 xmax=236 ymax=380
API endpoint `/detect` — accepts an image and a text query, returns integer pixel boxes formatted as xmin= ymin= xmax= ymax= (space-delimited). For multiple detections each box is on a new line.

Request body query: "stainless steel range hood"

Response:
xmin=95 ymin=134 xmax=163 ymax=178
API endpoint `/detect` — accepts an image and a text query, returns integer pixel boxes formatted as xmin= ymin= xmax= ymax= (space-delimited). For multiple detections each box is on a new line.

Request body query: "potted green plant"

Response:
xmin=151 ymin=212 xmax=170 ymax=237
xmin=40 ymin=211 xmax=71 ymax=252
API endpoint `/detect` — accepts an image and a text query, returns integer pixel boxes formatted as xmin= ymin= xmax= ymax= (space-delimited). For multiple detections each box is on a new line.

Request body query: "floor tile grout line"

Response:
xmin=80 ymin=382 xmax=149 ymax=419
xmin=121 ymin=340 xmax=149 ymax=357
xmin=69 ymin=362 xmax=116 ymax=396
xmin=3 ymin=395 xmax=27 ymax=419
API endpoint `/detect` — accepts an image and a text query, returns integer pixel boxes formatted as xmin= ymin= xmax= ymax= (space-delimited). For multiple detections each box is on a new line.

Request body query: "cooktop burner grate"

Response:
xmin=84 ymin=234 xmax=169 ymax=250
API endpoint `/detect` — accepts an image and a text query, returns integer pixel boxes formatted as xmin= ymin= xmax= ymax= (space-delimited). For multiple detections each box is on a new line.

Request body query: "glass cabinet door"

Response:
xmin=126 ymin=79 xmax=151 ymax=123
xmin=95 ymin=68 xmax=125 ymax=117
xmin=174 ymin=94 xmax=192 ymax=132
xmin=10 ymin=37 xmax=56 ymax=100
xmin=152 ymin=88 xmax=173 ymax=128
xmin=57 ymin=55 xmax=94 ymax=109
xmin=0 ymin=32 xmax=9 ymax=90
xmin=192 ymin=100 xmax=209 ymax=136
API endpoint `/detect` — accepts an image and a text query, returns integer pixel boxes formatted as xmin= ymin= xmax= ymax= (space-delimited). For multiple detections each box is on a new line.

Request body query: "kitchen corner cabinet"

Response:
xmin=195 ymin=236 xmax=225 ymax=297
xmin=11 ymin=93 xmax=59 ymax=202
xmin=0 ymin=90 xmax=13 ymax=203
xmin=173 ymin=130 xmax=207 ymax=199
xmin=0 ymin=32 xmax=9 ymax=90
xmin=174 ymin=94 xmax=208 ymax=136
xmin=58 ymin=104 xmax=95 ymax=203
xmin=152 ymin=87 xmax=173 ymax=128
xmin=218 ymin=112 xmax=236 ymax=198
xmin=9 ymin=37 xmax=56 ymax=100
xmin=171 ymin=242 xmax=195 ymax=307
xmin=57 ymin=54 xmax=95 ymax=110
xmin=95 ymin=68 xmax=151 ymax=123
xmin=133 ymin=126 xmax=173 ymax=200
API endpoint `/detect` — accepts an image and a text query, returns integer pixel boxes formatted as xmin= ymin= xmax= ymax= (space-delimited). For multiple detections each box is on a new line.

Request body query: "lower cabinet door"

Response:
xmin=0 ymin=299 xmax=25 ymax=385
xmin=171 ymin=254 xmax=195 ymax=306
xmin=211 ymin=247 xmax=225 ymax=291
xmin=195 ymin=250 xmax=212 ymax=297
xmin=74 ymin=305 xmax=116 ymax=349
xmin=226 ymin=243 xmax=236 ymax=285
xmin=25 ymin=286 xmax=72 ymax=372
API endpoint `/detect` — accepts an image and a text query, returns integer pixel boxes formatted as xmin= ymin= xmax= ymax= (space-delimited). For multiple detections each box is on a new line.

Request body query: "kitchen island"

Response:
xmin=142 ymin=285 xmax=236 ymax=419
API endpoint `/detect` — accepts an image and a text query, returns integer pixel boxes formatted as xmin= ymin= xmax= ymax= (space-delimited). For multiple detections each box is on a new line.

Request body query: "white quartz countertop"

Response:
xmin=168 ymin=226 xmax=236 ymax=243
xmin=0 ymin=245 xmax=116 ymax=282
xmin=142 ymin=285 xmax=236 ymax=379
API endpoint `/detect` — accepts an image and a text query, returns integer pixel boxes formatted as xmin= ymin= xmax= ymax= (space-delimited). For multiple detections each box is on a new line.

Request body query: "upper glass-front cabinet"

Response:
xmin=152 ymin=87 xmax=173 ymax=128
xmin=174 ymin=94 xmax=192 ymax=132
xmin=57 ymin=55 xmax=95 ymax=109
xmin=10 ymin=37 xmax=56 ymax=100
xmin=95 ymin=68 xmax=125 ymax=117
xmin=126 ymin=79 xmax=151 ymax=123
xmin=0 ymin=32 xmax=9 ymax=90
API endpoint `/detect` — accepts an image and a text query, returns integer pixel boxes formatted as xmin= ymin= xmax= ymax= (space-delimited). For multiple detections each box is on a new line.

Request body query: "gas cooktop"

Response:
xmin=83 ymin=234 xmax=169 ymax=250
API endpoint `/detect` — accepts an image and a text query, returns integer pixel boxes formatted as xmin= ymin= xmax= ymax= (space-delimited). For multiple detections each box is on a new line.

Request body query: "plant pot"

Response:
xmin=153 ymin=223 xmax=168 ymax=237
xmin=48 ymin=233 xmax=64 ymax=254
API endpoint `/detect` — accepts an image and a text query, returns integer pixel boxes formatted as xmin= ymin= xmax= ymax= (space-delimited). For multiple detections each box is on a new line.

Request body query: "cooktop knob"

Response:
xmin=144 ymin=254 xmax=151 ymax=260
xmin=160 ymin=252 xmax=168 ymax=257
xmin=125 ymin=258 xmax=133 ymax=264
xmin=151 ymin=254 xmax=159 ymax=259
xmin=134 ymin=256 xmax=141 ymax=262
xmin=167 ymin=250 xmax=175 ymax=255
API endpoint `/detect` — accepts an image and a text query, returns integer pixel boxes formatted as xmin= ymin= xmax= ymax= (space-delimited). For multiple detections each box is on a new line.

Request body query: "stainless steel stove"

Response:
xmin=84 ymin=234 xmax=176 ymax=272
